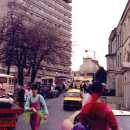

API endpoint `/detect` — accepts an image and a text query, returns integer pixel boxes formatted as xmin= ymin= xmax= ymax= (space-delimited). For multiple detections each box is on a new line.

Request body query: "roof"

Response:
xmin=62 ymin=0 xmax=72 ymax=3
xmin=67 ymin=89 xmax=80 ymax=93
xmin=0 ymin=74 xmax=14 ymax=78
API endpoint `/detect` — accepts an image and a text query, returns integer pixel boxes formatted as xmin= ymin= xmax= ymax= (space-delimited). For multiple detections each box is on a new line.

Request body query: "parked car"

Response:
xmin=63 ymin=89 xmax=82 ymax=110
xmin=47 ymin=88 xmax=60 ymax=98
xmin=40 ymin=84 xmax=51 ymax=98
xmin=61 ymin=110 xmax=130 ymax=130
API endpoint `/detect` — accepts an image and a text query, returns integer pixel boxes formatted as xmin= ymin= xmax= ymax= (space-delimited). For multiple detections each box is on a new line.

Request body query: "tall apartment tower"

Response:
xmin=0 ymin=0 xmax=72 ymax=81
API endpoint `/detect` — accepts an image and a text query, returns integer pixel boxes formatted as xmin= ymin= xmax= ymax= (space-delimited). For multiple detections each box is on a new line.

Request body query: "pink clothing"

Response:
xmin=30 ymin=99 xmax=41 ymax=130
xmin=80 ymin=94 xmax=119 ymax=130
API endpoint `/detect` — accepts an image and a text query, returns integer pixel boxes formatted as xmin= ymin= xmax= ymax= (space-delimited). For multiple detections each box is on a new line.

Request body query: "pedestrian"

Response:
xmin=94 ymin=66 xmax=107 ymax=84
xmin=24 ymin=85 xmax=32 ymax=101
xmin=79 ymin=82 xmax=119 ymax=130
xmin=17 ymin=87 xmax=25 ymax=109
xmin=24 ymin=83 xmax=49 ymax=130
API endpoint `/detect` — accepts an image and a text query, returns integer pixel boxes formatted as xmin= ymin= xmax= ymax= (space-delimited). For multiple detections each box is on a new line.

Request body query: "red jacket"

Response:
xmin=80 ymin=94 xmax=119 ymax=130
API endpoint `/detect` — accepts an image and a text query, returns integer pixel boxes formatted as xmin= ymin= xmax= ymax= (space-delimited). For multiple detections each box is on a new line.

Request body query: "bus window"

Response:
xmin=0 ymin=74 xmax=15 ymax=95
xmin=0 ymin=77 xmax=7 ymax=83
xmin=9 ymin=78 xmax=12 ymax=84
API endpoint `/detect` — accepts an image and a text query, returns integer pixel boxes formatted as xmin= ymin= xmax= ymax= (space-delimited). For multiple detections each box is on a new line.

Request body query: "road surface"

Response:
xmin=16 ymin=94 xmax=75 ymax=130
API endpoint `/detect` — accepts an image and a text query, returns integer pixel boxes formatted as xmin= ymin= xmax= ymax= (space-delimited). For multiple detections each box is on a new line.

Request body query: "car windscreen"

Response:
xmin=65 ymin=92 xmax=81 ymax=97
xmin=116 ymin=115 xmax=130 ymax=130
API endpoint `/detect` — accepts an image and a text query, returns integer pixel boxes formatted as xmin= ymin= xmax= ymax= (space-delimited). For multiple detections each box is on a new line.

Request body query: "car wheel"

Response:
xmin=63 ymin=105 xmax=67 ymax=110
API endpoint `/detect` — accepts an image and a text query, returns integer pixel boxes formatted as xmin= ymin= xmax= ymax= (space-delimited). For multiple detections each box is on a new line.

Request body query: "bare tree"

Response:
xmin=0 ymin=15 xmax=71 ymax=85
xmin=26 ymin=22 xmax=62 ymax=83
xmin=0 ymin=15 xmax=28 ymax=85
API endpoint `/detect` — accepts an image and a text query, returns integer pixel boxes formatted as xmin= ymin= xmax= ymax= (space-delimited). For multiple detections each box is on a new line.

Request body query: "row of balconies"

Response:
xmin=45 ymin=66 xmax=71 ymax=74
xmin=17 ymin=0 xmax=72 ymax=17
xmin=39 ymin=69 xmax=71 ymax=78
xmin=29 ymin=0 xmax=72 ymax=25
xmin=8 ymin=1 xmax=72 ymax=32
xmin=39 ymin=0 xmax=72 ymax=18
xmin=53 ymin=0 xmax=72 ymax=11
xmin=62 ymin=0 xmax=72 ymax=3
xmin=0 ymin=62 xmax=71 ymax=77
xmin=28 ymin=7 xmax=71 ymax=32
xmin=42 ymin=62 xmax=71 ymax=71
xmin=32 ymin=6 xmax=71 ymax=30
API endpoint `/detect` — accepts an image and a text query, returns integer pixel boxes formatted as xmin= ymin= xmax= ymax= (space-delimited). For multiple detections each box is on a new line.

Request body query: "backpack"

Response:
xmin=72 ymin=122 xmax=90 ymax=130
xmin=72 ymin=113 xmax=91 ymax=130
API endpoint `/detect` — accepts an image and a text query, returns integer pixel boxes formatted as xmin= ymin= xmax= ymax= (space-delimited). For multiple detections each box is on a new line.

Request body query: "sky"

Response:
xmin=72 ymin=0 xmax=128 ymax=71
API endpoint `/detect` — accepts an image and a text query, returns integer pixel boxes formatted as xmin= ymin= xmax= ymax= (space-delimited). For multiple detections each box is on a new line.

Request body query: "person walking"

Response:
xmin=24 ymin=86 xmax=32 ymax=101
xmin=24 ymin=84 xmax=49 ymax=130
xmin=17 ymin=87 xmax=25 ymax=109
xmin=79 ymin=82 xmax=119 ymax=130
xmin=94 ymin=66 xmax=107 ymax=84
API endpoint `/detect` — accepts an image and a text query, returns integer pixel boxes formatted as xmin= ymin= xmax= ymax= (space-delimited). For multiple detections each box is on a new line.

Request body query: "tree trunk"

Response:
xmin=18 ymin=65 xmax=24 ymax=86
xmin=30 ymin=65 xmax=38 ymax=84
xmin=6 ymin=65 xmax=10 ymax=75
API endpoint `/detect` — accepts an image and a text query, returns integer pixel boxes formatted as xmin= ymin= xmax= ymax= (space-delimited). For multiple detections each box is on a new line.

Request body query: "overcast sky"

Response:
xmin=72 ymin=0 xmax=128 ymax=71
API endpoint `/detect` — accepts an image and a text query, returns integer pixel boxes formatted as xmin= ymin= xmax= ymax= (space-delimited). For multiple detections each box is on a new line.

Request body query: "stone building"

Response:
xmin=80 ymin=57 xmax=99 ymax=79
xmin=0 ymin=0 xmax=72 ymax=84
xmin=106 ymin=0 xmax=130 ymax=109
xmin=72 ymin=50 xmax=99 ymax=87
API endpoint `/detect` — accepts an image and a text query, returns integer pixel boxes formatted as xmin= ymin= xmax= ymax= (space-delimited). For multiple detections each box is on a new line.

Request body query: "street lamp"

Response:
xmin=85 ymin=50 xmax=96 ymax=59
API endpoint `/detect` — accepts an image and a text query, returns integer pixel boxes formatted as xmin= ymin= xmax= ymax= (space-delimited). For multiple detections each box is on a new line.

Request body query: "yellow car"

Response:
xmin=63 ymin=89 xmax=82 ymax=110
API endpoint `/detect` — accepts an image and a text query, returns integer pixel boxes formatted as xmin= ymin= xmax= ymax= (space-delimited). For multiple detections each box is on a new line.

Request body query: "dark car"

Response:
xmin=47 ymin=89 xmax=60 ymax=98
xmin=40 ymin=84 xmax=51 ymax=98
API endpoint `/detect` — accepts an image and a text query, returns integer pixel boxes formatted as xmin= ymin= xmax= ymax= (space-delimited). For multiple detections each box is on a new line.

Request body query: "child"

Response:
xmin=24 ymin=84 xmax=49 ymax=130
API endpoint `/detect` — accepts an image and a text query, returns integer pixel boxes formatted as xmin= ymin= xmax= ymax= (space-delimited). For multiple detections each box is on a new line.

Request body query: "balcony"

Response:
xmin=122 ymin=62 xmax=130 ymax=68
xmin=62 ymin=0 xmax=72 ymax=3
xmin=53 ymin=0 xmax=72 ymax=11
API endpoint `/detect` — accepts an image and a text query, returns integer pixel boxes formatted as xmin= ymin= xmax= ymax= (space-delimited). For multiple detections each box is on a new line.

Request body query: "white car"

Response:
xmin=61 ymin=110 xmax=130 ymax=130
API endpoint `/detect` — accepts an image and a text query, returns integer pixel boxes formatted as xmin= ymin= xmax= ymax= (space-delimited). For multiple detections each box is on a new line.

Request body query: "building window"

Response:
xmin=125 ymin=48 xmax=130 ymax=63
xmin=116 ymin=56 xmax=117 ymax=67
xmin=120 ymin=53 xmax=122 ymax=66
xmin=118 ymin=55 xmax=120 ymax=67
xmin=127 ymin=52 xmax=130 ymax=62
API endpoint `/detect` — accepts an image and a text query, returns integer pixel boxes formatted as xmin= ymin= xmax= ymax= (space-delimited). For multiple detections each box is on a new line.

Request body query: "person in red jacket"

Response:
xmin=80 ymin=82 xmax=119 ymax=130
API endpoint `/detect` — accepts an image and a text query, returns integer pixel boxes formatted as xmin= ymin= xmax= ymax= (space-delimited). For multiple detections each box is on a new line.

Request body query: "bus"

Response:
xmin=0 ymin=74 xmax=15 ymax=96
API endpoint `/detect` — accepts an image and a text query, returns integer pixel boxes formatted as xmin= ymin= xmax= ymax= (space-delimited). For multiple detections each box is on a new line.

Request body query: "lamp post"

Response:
xmin=85 ymin=50 xmax=96 ymax=59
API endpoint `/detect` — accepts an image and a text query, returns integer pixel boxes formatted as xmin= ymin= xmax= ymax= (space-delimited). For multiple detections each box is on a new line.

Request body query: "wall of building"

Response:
xmin=0 ymin=0 xmax=8 ymax=19
xmin=0 ymin=0 xmax=72 ymax=83
xmin=107 ymin=0 xmax=130 ymax=109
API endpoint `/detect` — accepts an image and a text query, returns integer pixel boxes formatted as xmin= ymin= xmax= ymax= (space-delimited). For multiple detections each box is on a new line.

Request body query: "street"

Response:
xmin=16 ymin=94 xmax=75 ymax=130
